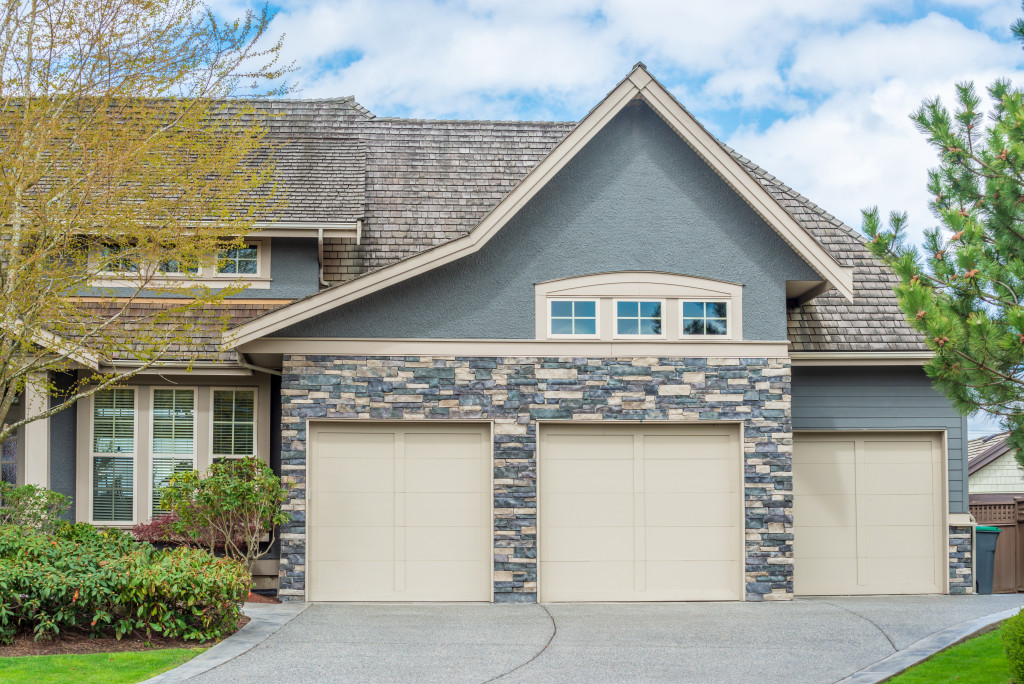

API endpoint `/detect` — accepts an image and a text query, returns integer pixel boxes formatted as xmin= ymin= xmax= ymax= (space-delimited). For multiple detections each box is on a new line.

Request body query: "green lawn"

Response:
xmin=0 ymin=648 xmax=205 ymax=683
xmin=889 ymin=627 xmax=1011 ymax=683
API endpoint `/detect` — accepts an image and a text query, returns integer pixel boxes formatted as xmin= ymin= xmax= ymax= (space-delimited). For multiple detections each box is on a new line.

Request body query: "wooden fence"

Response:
xmin=970 ymin=498 xmax=1024 ymax=593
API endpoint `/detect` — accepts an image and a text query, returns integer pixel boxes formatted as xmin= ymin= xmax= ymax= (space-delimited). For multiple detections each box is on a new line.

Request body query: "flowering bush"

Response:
xmin=0 ymin=523 xmax=249 ymax=643
xmin=0 ymin=482 xmax=70 ymax=532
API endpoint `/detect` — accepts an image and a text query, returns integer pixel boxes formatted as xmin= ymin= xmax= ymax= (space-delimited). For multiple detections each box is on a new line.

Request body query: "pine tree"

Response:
xmin=864 ymin=17 xmax=1024 ymax=461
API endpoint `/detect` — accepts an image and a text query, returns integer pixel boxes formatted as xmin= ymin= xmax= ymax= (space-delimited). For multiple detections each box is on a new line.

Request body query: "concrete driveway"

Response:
xmin=191 ymin=595 xmax=1024 ymax=683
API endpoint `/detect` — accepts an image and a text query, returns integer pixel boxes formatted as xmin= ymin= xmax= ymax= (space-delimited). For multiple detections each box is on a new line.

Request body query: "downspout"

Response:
xmin=317 ymin=226 xmax=329 ymax=287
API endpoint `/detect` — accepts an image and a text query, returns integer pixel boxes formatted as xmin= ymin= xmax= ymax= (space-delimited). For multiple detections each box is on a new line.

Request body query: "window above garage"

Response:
xmin=536 ymin=272 xmax=741 ymax=341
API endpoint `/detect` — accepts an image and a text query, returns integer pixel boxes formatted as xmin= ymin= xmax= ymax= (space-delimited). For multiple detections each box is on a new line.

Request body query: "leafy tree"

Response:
xmin=863 ymin=21 xmax=1024 ymax=459
xmin=0 ymin=0 xmax=291 ymax=442
xmin=161 ymin=457 xmax=290 ymax=571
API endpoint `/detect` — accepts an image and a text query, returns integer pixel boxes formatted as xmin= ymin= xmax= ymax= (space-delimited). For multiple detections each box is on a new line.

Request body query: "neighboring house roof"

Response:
xmin=969 ymin=432 xmax=1013 ymax=474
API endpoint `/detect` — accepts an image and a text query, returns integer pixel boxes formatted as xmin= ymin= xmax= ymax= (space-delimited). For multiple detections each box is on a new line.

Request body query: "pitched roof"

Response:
xmin=968 ymin=432 xmax=1013 ymax=475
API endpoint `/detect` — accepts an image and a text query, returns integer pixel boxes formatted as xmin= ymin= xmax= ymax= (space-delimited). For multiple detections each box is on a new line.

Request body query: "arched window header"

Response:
xmin=534 ymin=272 xmax=742 ymax=341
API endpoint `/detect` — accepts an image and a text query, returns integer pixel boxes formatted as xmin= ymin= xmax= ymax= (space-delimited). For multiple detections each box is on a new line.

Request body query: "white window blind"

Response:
xmin=93 ymin=389 xmax=135 ymax=454
xmin=212 ymin=390 xmax=255 ymax=457
xmin=93 ymin=456 xmax=133 ymax=522
xmin=152 ymin=389 xmax=195 ymax=514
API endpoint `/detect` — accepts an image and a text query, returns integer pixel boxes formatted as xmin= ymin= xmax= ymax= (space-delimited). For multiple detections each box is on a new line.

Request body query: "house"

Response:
xmin=11 ymin=64 xmax=973 ymax=602
xmin=968 ymin=432 xmax=1022 ymax=593
xmin=969 ymin=432 xmax=1018 ymax=497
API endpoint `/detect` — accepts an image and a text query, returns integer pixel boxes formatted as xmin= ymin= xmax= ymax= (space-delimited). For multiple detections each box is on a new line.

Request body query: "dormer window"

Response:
xmin=615 ymin=300 xmax=664 ymax=337
xmin=548 ymin=299 xmax=598 ymax=337
xmin=682 ymin=301 xmax=729 ymax=337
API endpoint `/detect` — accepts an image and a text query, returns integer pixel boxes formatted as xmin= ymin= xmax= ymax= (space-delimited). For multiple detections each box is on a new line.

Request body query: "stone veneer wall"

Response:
xmin=949 ymin=526 xmax=974 ymax=594
xmin=278 ymin=354 xmax=795 ymax=602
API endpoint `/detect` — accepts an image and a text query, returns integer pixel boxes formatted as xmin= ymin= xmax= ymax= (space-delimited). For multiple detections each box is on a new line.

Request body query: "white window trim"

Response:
xmin=88 ymin=387 xmax=139 ymax=526
xmin=89 ymin=238 xmax=272 ymax=289
xmin=679 ymin=298 xmax=734 ymax=341
xmin=612 ymin=298 xmax=667 ymax=340
xmin=150 ymin=387 xmax=198 ymax=516
xmin=546 ymin=297 xmax=601 ymax=339
xmin=210 ymin=387 xmax=258 ymax=459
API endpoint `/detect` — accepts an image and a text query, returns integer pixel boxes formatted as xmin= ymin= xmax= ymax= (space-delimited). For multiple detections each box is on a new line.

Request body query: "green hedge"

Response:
xmin=0 ymin=523 xmax=250 ymax=643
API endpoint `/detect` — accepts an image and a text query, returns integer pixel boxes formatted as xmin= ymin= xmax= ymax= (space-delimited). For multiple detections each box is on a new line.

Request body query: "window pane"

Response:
xmin=617 ymin=301 xmax=638 ymax=317
xmin=219 ymin=260 xmax=237 ymax=274
xmin=574 ymin=301 xmax=596 ymax=317
xmin=683 ymin=301 xmax=705 ymax=317
xmin=706 ymin=319 xmax=728 ymax=335
xmin=152 ymin=457 xmax=193 ymax=514
xmin=213 ymin=390 xmax=256 ymax=456
xmin=152 ymin=389 xmax=194 ymax=455
xmin=238 ymin=258 xmax=258 ymax=275
xmin=640 ymin=318 xmax=661 ymax=335
xmin=238 ymin=247 xmax=257 ymax=260
xmin=551 ymin=301 xmax=572 ymax=317
xmin=212 ymin=391 xmax=234 ymax=421
xmin=234 ymin=392 xmax=255 ymax=422
xmin=617 ymin=319 xmax=639 ymax=335
xmin=640 ymin=301 xmax=661 ymax=317
xmin=1 ymin=437 xmax=16 ymax=485
xmin=708 ymin=302 xmax=728 ymax=318
xmin=551 ymin=318 xmax=573 ymax=334
xmin=684 ymin=319 xmax=705 ymax=335
xmin=574 ymin=318 xmax=596 ymax=335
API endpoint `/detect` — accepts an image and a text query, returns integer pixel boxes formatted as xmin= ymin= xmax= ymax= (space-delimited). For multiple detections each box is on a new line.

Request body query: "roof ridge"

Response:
xmin=370 ymin=116 xmax=574 ymax=126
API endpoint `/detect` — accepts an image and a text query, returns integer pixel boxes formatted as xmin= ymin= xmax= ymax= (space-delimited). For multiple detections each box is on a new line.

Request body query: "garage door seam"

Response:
xmin=482 ymin=605 xmax=557 ymax=683
xmin=820 ymin=600 xmax=897 ymax=652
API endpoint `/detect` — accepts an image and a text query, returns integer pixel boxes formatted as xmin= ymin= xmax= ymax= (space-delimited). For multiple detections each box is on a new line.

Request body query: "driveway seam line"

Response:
xmin=483 ymin=604 xmax=558 ymax=683
xmin=820 ymin=600 xmax=898 ymax=652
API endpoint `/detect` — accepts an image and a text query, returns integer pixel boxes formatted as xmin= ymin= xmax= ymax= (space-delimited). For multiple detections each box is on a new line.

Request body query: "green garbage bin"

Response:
xmin=976 ymin=526 xmax=1002 ymax=594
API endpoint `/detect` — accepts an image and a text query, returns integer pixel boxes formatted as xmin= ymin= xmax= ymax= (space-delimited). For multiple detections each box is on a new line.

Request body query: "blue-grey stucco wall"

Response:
xmin=791 ymin=366 xmax=968 ymax=514
xmin=274 ymin=102 xmax=820 ymax=341
xmin=49 ymin=373 xmax=77 ymax=520
xmin=77 ymin=237 xmax=319 ymax=300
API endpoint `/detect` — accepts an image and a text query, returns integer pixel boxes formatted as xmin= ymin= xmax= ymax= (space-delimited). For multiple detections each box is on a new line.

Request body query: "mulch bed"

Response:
xmin=0 ymin=616 xmax=250 ymax=658
xmin=246 ymin=592 xmax=281 ymax=604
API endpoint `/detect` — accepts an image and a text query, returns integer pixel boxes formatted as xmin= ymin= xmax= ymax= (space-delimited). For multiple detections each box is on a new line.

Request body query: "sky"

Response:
xmin=213 ymin=0 xmax=1024 ymax=437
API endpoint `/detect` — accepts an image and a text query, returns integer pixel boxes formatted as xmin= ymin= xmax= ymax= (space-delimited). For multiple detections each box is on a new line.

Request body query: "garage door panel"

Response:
xmin=314 ymin=527 xmax=395 ymax=561
xmin=862 ymin=439 xmax=933 ymax=464
xmin=863 ymin=556 xmax=941 ymax=590
xmin=794 ymin=494 xmax=856 ymax=528
xmin=795 ymin=440 xmax=855 ymax=464
xmin=643 ymin=434 xmax=731 ymax=459
xmin=405 ymin=526 xmax=485 ymax=561
xmin=796 ymin=557 xmax=859 ymax=595
xmin=794 ymin=462 xmax=855 ymax=496
xmin=862 ymin=525 xmax=937 ymax=558
xmin=795 ymin=526 xmax=855 ymax=559
xmin=316 ymin=493 xmax=395 ymax=527
xmin=543 ymin=492 xmax=634 ymax=527
xmin=543 ymin=561 xmax=635 ymax=593
xmin=647 ymin=561 xmax=742 ymax=596
xmin=405 ymin=492 xmax=486 ymax=527
xmin=310 ymin=423 xmax=491 ymax=602
xmin=645 ymin=527 xmax=738 ymax=561
xmin=860 ymin=495 xmax=936 ymax=527
xmin=644 ymin=458 xmax=733 ymax=493
xmin=545 ymin=433 xmax=634 ymax=459
xmin=646 ymin=492 xmax=737 ymax=527
xmin=404 ymin=561 xmax=490 ymax=600
xmin=318 ymin=457 xmax=394 ymax=493
xmin=404 ymin=458 xmax=483 ymax=493
xmin=542 ymin=459 xmax=633 ymax=493
xmin=541 ymin=526 xmax=634 ymax=562
xmin=860 ymin=463 xmax=934 ymax=495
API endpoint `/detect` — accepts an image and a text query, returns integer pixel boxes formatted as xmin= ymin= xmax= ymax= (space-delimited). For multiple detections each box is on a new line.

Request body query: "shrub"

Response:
xmin=162 ymin=458 xmax=289 ymax=570
xmin=1005 ymin=609 xmax=1024 ymax=683
xmin=132 ymin=511 xmax=190 ymax=546
xmin=0 ymin=482 xmax=71 ymax=532
xmin=0 ymin=523 xmax=250 ymax=644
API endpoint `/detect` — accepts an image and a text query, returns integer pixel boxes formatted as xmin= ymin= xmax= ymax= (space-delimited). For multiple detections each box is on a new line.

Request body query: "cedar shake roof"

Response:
xmin=968 ymin=432 xmax=1012 ymax=474
xmin=237 ymin=94 xmax=924 ymax=353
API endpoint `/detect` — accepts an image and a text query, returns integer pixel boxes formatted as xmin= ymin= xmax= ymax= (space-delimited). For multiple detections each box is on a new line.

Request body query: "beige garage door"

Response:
xmin=539 ymin=423 xmax=742 ymax=602
xmin=308 ymin=422 xmax=491 ymax=601
xmin=793 ymin=432 xmax=945 ymax=596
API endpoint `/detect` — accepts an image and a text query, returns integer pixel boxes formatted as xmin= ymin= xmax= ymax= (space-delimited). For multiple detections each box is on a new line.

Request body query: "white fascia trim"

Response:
xmin=250 ymin=221 xmax=359 ymax=239
xmin=224 ymin=64 xmax=853 ymax=350
xmin=5 ymin=320 xmax=104 ymax=371
xmin=237 ymin=337 xmax=791 ymax=359
xmin=790 ymin=351 xmax=933 ymax=366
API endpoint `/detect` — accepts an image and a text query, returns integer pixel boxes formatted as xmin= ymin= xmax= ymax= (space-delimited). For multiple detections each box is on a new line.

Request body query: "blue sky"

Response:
xmin=215 ymin=0 xmax=1024 ymax=436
